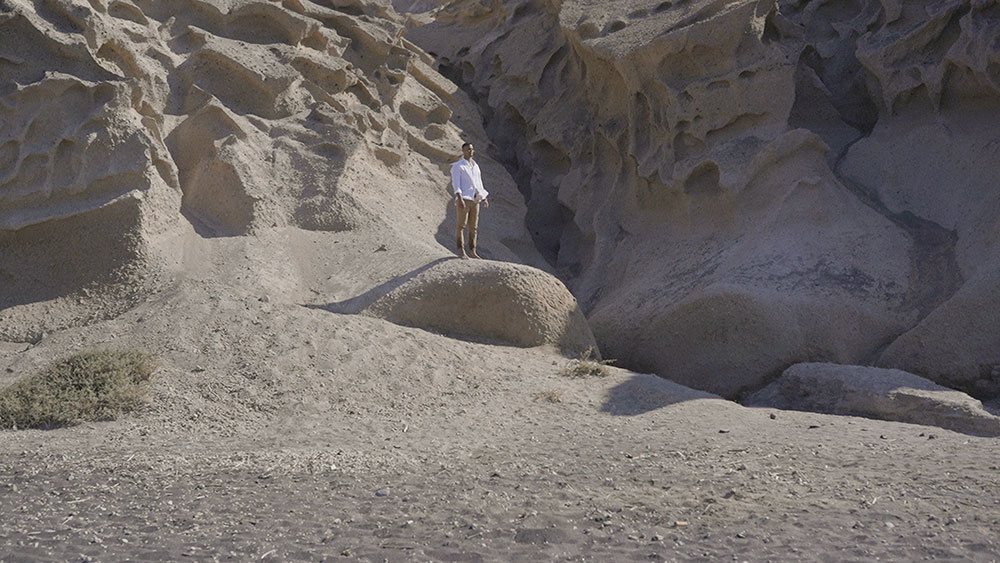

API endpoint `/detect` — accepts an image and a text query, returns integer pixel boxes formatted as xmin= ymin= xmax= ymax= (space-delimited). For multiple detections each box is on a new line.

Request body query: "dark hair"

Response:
xmin=461 ymin=142 xmax=473 ymax=150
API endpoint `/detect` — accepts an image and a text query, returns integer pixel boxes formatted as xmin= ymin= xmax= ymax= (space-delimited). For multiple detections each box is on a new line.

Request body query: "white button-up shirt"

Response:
xmin=451 ymin=158 xmax=489 ymax=202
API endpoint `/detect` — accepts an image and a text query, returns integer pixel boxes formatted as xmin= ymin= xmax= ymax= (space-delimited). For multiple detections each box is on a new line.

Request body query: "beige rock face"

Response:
xmin=362 ymin=259 xmax=597 ymax=355
xmin=810 ymin=0 xmax=1000 ymax=397
xmin=747 ymin=363 xmax=1000 ymax=437
xmin=0 ymin=0 xmax=547 ymax=342
xmin=402 ymin=0 xmax=911 ymax=397
xmin=3 ymin=0 xmax=999 ymax=399
xmin=400 ymin=0 xmax=1000 ymax=398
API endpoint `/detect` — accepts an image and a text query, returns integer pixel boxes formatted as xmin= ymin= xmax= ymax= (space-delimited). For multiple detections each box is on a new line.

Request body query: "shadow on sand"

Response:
xmin=601 ymin=374 xmax=720 ymax=416
xmin=305 ymin=257 xmax=457 ymax=315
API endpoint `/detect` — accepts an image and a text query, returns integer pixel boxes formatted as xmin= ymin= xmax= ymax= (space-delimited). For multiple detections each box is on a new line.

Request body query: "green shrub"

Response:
xmin=560 ymin=347 xmax=615 ymax=378
xmin=0 ymin=348 xmax=156 ymax=430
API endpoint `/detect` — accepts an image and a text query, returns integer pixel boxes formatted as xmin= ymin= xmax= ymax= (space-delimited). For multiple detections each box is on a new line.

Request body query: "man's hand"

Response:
xmin=456 ymin=196 xmax=465 ymax=209
xmin=482 ymin=199 xmax=489 ymax=209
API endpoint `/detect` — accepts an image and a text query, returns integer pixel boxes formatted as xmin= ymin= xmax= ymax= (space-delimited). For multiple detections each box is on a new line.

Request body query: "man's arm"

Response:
xmin=451 ymin=164 xmax=463 ymax=196
xmin=451 ymin=164 xmax=466 ymax=208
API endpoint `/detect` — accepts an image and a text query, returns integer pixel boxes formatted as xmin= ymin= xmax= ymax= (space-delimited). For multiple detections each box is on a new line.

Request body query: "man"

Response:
xmin=450 ymin=142 xmax=489 ymax=259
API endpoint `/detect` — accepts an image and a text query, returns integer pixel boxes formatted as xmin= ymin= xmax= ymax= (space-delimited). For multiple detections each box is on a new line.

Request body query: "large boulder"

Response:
xmin=362 ymin=259 xmax=597 ymax=356
xmin=747 ymin=363 xmax=1000 ymax=437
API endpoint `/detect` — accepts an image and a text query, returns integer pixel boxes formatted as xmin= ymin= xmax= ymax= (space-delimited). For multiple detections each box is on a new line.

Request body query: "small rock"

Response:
xmin=885 ymin=522 xmax=895 ymax=529
xmin=375 ymin=488 xmax=390 ymax=497
xmin=651 ymin=534 xmax=663 ymax=542
xmin=673 ymin=521 xmax=689 ymax=527
xmin=769 ymin=413 xmax=776 ymax=420
xmin=718 ymin=429 xmax=730 ymax=434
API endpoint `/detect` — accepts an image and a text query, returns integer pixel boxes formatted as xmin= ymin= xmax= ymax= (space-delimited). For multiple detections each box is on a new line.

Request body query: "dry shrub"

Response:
xmin=560 ymin=347 xmax=614 ymax=378
xmin=0 ymin=348 xmax=156 ymax=430
xmin=534 ymin=390 xmax=562 ymax=403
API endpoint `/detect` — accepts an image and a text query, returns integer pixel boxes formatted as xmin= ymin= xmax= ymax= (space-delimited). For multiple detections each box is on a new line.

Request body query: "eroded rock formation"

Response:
xmin=747 ymin=363 xmax=1000 ymax=437
xmin=363 ymin=259 xmax=597 ymax=355
xmin=400 ymin=0 xmax=1000 ymax=398
xmin=0 ymin=0 xmax=549 ymax=343
xmin=3 ymin=0 xmax=999 ymax=401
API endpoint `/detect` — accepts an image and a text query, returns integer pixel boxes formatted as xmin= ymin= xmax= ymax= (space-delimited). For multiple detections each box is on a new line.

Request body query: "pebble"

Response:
xmin=375 ymin=488 xmax=389 ymax=497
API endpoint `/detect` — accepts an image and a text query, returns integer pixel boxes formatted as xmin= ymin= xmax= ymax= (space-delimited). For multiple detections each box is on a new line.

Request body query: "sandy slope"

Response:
xmin=1 ymin=0 xmax=1000 ymax=560
xmin=2 ymin=228 xmax=999 ymax=562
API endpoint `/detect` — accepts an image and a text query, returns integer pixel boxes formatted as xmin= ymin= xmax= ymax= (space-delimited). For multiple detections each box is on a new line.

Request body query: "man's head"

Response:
xmin=461 ymin=142 xmax=474 ymax=160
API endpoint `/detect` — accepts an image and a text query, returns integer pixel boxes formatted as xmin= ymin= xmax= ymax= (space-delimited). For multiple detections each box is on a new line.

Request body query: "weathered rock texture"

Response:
xmin=0 ymin=0 xmax=548 ymax=342
xmin=400 ymin=0 xmax=1000 ymax=398
xmin=747 ymin=363 xmax=1000 ymax=437
xmin=4 ymin=0 xmax=999 ymax=397
xmin=363 ymin=259 xmax=597 ymax=354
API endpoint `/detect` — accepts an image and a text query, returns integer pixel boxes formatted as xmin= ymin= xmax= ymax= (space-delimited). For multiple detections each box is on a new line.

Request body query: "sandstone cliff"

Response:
xmin=3 ymin=0 xmax=999 ymax=400
xmin=400 ymin=0 xmax=1000 ymax=398
xmin=1 ymin=0 xmax=566 ymax=347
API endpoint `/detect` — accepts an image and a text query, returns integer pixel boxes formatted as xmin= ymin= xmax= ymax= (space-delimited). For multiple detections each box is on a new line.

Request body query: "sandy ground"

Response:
xmin=1 ymin=229 xmax=999 ymax=562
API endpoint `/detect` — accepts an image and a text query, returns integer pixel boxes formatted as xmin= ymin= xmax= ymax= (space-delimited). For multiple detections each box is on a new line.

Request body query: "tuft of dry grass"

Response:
xmin=0 ymin=348 xmax=156 ymax=430
xmin=559 ymin=347 xmax=614 ymax=378
xmin=533 ymin=390 xmax=562 ymax=403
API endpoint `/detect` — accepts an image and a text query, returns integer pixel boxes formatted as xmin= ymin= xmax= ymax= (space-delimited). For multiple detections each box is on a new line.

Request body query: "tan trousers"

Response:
xmin=456 ymin=198 xmax=480 ymax=250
